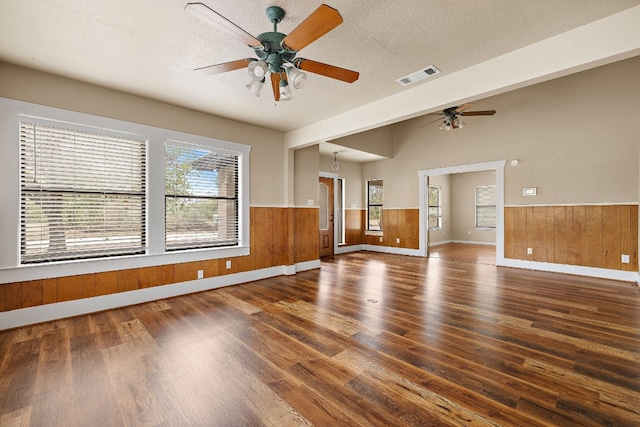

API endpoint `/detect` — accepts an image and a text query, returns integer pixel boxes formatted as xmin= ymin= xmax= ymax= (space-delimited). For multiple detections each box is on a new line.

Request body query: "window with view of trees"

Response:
xmin=19 ymin=120 xmax=146 ymax=263
xmin=165 ymin=141 xmax=239 ymax=250
xmin=367 ymin=179 xmax=383 ymax=231
xmin=428 ymin=185 xmax=442 ymax=229
xmin=476 ymin=185 xmax=497 ymax=228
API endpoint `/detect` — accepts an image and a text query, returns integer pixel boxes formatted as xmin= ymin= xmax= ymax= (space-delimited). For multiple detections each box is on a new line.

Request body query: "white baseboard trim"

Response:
xmin=0 ymin=261 xmax=317 ymax=331
xmin=362 ymin=245 xmax=422 ymax=257
xmin=295 ymin=259 xmax=321 ymax=272
xmin=335 ymin=245 xmax=363 ymax=254
xmin=428 ymin=240 xmax=454 ymax=246
xmin=450 ymin=240 xmax=496 ymax=246
xmin=500 ymin=258 xmax=638 ymax=283
xmin=428 ymin=240 xmax=496 ymax=246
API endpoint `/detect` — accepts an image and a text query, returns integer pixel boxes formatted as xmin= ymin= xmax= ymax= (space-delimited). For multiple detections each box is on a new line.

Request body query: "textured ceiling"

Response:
xmin=1 ymin=0 xmax=639 ymax=141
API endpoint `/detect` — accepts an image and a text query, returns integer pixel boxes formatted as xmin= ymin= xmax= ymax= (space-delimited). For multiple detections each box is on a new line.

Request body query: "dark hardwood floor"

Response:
xmin=1 ymin=251 xmax=640 ymax=426
xmin=428 ymin=242 xmax=496 ymax=265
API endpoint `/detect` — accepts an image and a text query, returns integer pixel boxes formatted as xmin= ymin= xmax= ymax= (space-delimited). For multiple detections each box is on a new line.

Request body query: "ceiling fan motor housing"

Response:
xmin=255 ymin=31 xmax=297 ymax=72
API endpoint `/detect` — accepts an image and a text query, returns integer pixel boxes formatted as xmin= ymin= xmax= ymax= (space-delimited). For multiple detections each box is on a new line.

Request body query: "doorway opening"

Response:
xmin=319 ymin=173 xmax=344 ymax=258
xmin=418 ymin=160 xmax=506 ymax=266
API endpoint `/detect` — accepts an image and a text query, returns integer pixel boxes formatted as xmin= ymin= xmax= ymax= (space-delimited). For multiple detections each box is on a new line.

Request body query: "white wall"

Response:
xmin=294 ymin=145 xmax=320 ymax=207
xmin=427 ymin=174 xmax=451 ymax=244
xmin=360 ymin=57 xmax=640 ymax=209
xmin=450 ymin=170 xmax=496 ymax=243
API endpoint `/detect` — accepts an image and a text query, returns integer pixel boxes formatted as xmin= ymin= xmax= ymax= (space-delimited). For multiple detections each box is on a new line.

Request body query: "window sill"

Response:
xmin=365 ymin=230 xmax=383 ymax=237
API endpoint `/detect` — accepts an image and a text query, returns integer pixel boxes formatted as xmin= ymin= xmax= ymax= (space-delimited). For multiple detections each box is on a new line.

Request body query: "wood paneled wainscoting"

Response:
xmin=344 ymin=208 xmax=365 ymax=246
xmin=0 ymin=207 xmax=319 ymax=314
xmin=345 ymin=208 xmax=419 ymax=250
xmin=504 ymin=205 xmax=638 ymax=271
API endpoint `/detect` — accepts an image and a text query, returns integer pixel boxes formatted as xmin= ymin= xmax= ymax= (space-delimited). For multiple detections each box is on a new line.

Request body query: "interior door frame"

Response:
xmin=418 ymin=160 xmax=506 ymax=265
xmin=319 ymin=171 xmax=340 ymax=255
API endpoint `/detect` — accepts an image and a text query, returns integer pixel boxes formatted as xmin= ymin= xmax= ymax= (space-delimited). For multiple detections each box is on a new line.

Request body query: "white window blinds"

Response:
xmin=19 ymin=120 xmax=147 ymax=263
xmin=165 ymin=142 xmax=239 ymax=250
xmin=476 ymin=185 xmax=497 ymax=228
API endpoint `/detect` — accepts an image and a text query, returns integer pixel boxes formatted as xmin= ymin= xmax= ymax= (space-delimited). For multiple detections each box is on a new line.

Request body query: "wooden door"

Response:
xmin=319 ymin=177 xmax=334 ymax=258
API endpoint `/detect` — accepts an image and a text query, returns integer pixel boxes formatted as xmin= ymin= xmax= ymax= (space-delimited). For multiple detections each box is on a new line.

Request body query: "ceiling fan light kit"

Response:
xmin=245 ymin=78 xmax=265 ymax=97
xmin=185 ymin=3 xmax=359 ymax=103
xmin=278 ymin=78 xmax=293 ymax=101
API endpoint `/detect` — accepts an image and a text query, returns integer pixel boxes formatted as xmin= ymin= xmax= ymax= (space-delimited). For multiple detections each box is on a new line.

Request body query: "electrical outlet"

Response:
xmin=379 ymin=236 xmax=383 ymax=242
xmin=226 ymin=260 xmax=232 ymax=269
xmin=197 ymin=270 xmax=204 ymax=279
xmin=527 ymin=248 xmax=533 ymax=255
xmin=622 ymin=254 xmax=630 ymax=264
xmin=396 ymin=238 xmax=400 ymax=244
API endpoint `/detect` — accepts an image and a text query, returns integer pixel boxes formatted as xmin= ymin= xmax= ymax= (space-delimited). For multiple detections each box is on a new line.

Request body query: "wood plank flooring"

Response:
xmin=428 ymin=243 xmax=496 ymax=265
xmin=1 ymin=251 xmax=640 ymax=426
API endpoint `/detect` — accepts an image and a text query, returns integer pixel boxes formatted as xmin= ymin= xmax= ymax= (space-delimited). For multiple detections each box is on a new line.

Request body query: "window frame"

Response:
xmin=0 ymin=97 xmax=250 ymax=283
xmin=19 ymin=117 xmax=148 ymax=264
xmin=428 ymin=185 xmax=442 ymax=229
xmin=475 ymin=185 xmax=497 ymax=229
xmin=164 ymin=140 xmax=240 ymax=251
xmin=367 ymin=179 xmax=383 ymax=232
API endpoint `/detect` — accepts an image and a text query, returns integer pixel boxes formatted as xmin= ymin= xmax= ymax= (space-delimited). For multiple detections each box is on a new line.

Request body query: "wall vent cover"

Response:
xmin=396 ymin=65 xmax=440 ymax=86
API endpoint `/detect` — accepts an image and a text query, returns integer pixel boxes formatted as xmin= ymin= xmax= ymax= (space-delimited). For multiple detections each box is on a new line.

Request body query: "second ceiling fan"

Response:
xmin=430 ymin=103 xmax=496 ymax=131
xmin=185 ymin=3 xmax=360 ymax=101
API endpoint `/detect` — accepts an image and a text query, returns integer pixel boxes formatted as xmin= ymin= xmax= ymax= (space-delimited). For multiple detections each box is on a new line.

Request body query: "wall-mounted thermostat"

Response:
xmin=523 ymin=187 xmax=537 ymax=196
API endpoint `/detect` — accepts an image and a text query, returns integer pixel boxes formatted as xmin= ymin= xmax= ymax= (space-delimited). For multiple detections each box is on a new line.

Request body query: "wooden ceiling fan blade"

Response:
xmin=194 ymin=59 xmax=251 ymax=76
xmin=271 ymin=73 xmax=281 ymax=102
xmin=296 ymin=59 xmax=359 ymax=83
xmin=454 ymin=103 xmax=475 ymax=113
xmin=185 ymin=3 xmax=261 ymax=48
xmin=460 ymin=110 xmax=496 ymax=116
xmin=282 ymin=4 xmax=343 ymax=52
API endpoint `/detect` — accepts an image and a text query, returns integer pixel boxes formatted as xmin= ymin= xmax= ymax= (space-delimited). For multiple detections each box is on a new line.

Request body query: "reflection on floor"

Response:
xmin=428 ymin=242 xmax=496 ymax=265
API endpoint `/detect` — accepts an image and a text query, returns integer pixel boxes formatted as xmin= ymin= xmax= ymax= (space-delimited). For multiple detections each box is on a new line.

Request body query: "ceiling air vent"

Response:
xmin=396 ymin=65 xmax=440 ymax=86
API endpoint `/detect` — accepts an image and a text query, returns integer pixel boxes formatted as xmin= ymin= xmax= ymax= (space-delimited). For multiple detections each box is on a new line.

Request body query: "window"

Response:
xmin=19 ymin=119 xmax=146 ymax=263
xmin=319 ymin=182 xmax=329 ymax=231
xmin=367 ymin=179 xmax=383 ymax=231
xmin=2 ymin=100 xmax=251 ymax=277
xmin=165 ymin=141 xmax=239 ymax=251
xmin=428 ymin=185 xmax=442 ymax=229
xmin=476 ymin=185 xmax=496 ymax=228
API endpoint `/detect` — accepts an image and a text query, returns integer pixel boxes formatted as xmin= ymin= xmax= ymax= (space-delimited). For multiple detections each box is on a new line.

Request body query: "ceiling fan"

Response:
xmin=422 ymin=103 xmax=496 ymax=131
xmin=185 ymin=3 xmax=360 ymax=101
